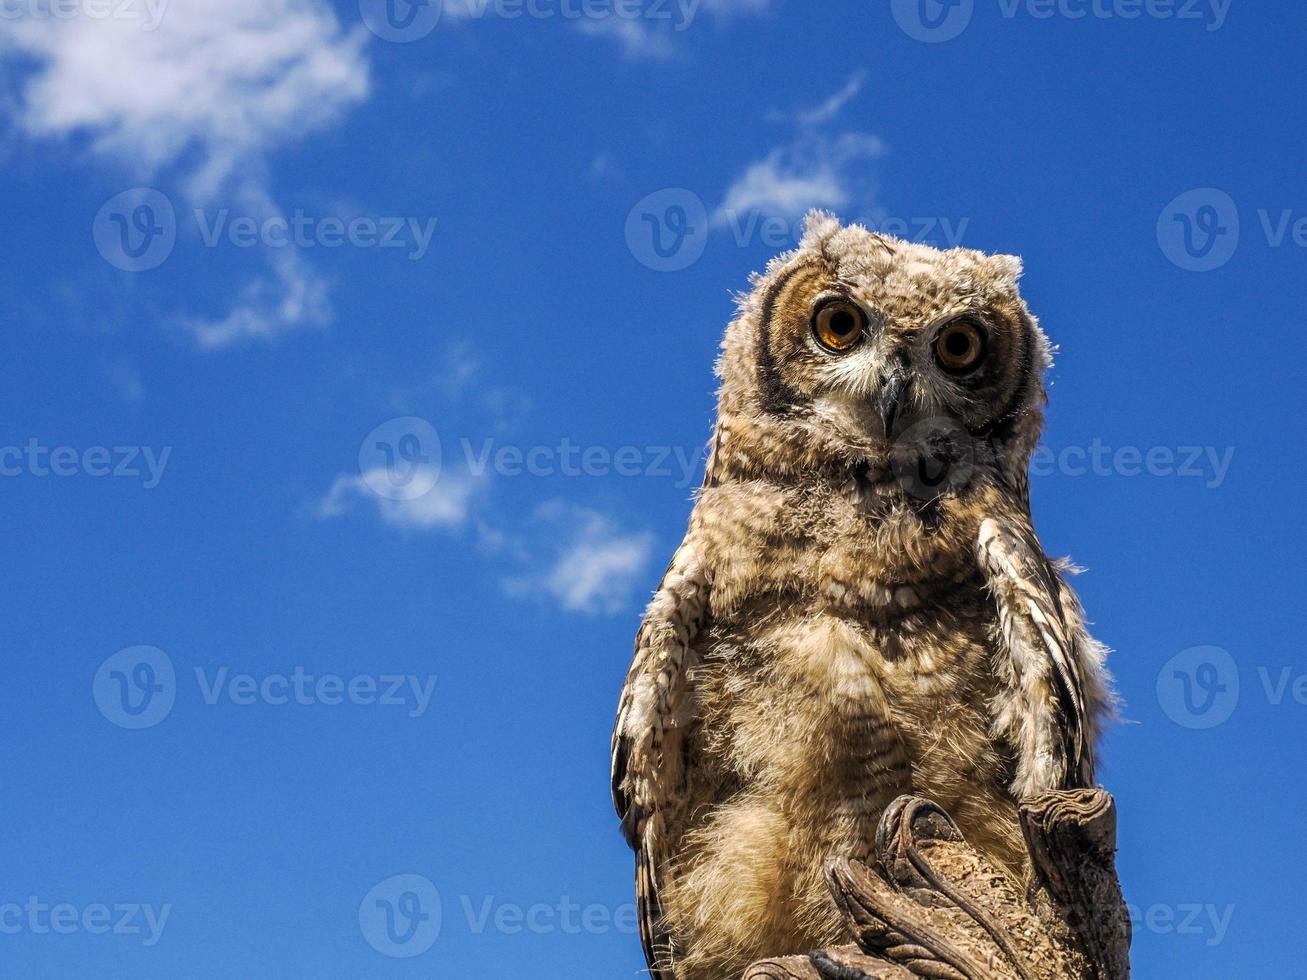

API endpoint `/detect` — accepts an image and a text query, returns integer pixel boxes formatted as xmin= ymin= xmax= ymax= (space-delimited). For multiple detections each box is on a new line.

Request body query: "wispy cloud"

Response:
xmin=0 ymin=0 xmax=371 ymax=349
xmin=0 ymin=0 xmax=370 ymax=199
xmin=177 ymin=246 xmax=331 ymax=351
xmin=575 ymin=14 xmax=676 ymax=60
xmin=316 ymin=468 xmax=482 ymax=532
xmin=714 ymin=132 xmax=885 ymax=225
xmin=314 ymin=466 xmax=652 ymax=615
xmin=770 ymin=70 xmax=868 ymax=127
xmin=505 ymin=502 xmax=654 ymax=616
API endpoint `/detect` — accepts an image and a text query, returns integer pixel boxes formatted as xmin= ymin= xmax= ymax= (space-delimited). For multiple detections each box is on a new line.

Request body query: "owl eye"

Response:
xmin=812 ymin=299 xmax=866 ymax=353
xmin=934 ymin=319 xmax=986 ymax=373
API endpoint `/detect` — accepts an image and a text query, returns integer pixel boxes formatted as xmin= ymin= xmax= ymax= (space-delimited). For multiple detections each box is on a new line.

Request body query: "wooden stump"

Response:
xmin=743 ymin=789 xmax=1130 ymax=980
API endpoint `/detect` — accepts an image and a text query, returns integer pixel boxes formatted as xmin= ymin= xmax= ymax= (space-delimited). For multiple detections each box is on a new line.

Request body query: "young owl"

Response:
xmin=611 ymin=213 xmax=1115 ymax=980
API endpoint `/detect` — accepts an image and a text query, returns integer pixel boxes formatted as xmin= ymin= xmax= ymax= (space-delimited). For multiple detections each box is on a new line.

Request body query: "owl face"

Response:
xmin=713 ymin=213 xmax=1051 ymax=499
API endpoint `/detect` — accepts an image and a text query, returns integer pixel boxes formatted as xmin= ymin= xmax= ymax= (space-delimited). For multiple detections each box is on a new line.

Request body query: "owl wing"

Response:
xmin=611 ymin=533 xmax=709 ymax=980
xmin=977 ymin=516 xmax=1100 ymax=798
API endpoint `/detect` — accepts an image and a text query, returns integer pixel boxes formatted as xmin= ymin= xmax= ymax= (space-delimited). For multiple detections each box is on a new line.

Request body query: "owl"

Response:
xmin=611 ymin=213 xmax=1115 ymax=980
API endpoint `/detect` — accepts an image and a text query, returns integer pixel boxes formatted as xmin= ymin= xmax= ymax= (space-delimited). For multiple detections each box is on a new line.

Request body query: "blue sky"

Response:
xmin=0 ymin=1 xmax=1302 ymax=976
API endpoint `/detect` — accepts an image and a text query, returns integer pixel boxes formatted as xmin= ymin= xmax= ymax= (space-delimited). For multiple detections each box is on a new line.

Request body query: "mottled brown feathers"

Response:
xmin=612 ymin=213 xmax=1114 ymax=980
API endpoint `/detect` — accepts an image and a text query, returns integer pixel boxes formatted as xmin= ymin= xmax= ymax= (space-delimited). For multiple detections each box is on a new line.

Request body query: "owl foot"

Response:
xmin=743 ymin=790 xmax=1130 ymax=980
xmin=741 ymin=946 xmax=909 ymax=980
xmin=808 ymin=950 xmax=873 ymax=980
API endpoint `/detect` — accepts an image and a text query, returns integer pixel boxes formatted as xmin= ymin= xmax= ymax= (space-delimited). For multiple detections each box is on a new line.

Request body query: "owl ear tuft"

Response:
xmin=800 ymin=210 xmax=843 ymax=249
xmin=986 ymin=253 xmax=1024 ymax=286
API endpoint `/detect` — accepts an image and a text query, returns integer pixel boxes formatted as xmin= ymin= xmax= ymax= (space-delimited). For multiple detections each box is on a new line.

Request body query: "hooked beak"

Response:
xmin=878 ymin=366 xmax=910 ymax=437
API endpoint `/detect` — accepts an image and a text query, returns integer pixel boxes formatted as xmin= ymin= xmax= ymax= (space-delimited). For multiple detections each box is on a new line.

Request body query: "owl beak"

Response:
xmin=878 ymin=367 xmax=910 ymax=437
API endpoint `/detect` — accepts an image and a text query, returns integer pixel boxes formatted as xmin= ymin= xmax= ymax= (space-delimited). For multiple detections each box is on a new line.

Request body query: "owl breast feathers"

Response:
xmin=611 ymin=212 xmax=1115 ymax=980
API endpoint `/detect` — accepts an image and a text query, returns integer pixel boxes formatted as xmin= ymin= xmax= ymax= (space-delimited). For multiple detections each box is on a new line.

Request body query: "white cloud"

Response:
xmin=505 ymin=503 xmax=653 ymax=616
xmin=0 ymin=0 xmax=371 ymax=199
xmin=314 ymin=461 xmax=651 ymax=616
xmin=177 ymin=248 xmax=330 ymax=350
xmin=779 ymin=70 xmax=868 ymax=127
xmin=0 ymin=0 xmax=371 ymax=349
xmin=575 ymin=14 xmax=675 ymax=59
xmin=316 ymin=467 xmax=481 ymax=532
xmin=714 ymin=132 xmax=885 ymax=225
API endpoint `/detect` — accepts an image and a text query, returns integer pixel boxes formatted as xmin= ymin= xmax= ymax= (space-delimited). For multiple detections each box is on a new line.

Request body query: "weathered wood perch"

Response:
xmin=743 ymin=789 xmax=1130 ymax=980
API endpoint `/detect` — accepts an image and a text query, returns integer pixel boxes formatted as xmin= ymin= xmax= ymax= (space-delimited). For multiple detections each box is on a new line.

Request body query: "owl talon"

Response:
xmin=807 ymin=950 xmax=871 ymax=980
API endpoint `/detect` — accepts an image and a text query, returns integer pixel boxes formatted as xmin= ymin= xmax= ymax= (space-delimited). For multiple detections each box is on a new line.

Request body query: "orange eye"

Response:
xmin=934 ymin=319 xmax=986 ymax=373
xmin=812 ymin=299 xmax=866 ymax=353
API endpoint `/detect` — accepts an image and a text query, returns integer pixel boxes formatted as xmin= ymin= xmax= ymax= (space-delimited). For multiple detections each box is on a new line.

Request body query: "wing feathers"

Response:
xmin=611 ymin=536 xmax=709 ymax=979
xmin=978 ymin=516 xmax=1096 ymax=797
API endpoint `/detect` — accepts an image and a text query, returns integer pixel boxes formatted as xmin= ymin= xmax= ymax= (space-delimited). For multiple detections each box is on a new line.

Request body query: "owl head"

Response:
xmin=708 ymin=212 xmax=1052 ymax=503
